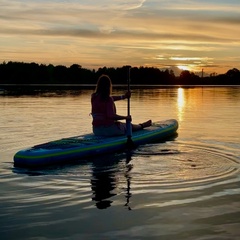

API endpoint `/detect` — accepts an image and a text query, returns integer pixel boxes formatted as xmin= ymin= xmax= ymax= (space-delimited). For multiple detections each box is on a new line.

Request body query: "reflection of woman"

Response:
xmin=91 ymin=154 xmax=133 ymax=210
xmin=91 ymin=74 xmax=152 ymax=137
xmin=91 ymin=165 xmax=116 ymax=209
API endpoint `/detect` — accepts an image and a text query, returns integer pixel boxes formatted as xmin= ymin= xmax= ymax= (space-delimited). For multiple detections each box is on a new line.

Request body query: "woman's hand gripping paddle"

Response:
xmin=126 ymin=66 xmax=134 ymax=149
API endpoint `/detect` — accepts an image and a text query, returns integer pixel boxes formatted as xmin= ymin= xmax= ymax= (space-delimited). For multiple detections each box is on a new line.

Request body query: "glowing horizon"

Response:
xmin=0 ymin=0 xmax=240 ymax=75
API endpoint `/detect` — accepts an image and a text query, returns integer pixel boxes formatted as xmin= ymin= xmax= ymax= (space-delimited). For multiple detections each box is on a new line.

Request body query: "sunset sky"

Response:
xmin=1 ymin=0 xmax=240 ymax=75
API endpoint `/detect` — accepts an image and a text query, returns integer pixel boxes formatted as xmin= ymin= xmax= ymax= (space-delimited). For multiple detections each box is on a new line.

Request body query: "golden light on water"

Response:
xmin=177 ymin=88 xmax=185 ymax=122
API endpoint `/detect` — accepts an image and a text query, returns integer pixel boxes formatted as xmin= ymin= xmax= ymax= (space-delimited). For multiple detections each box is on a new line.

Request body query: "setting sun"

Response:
xmin=177 ymin=65 xmax=190 ymax=71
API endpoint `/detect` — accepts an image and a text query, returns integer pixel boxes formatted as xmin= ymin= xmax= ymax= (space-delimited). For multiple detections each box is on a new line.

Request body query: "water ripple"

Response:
xmin=134 ymin=142 xmax=239 ymax=184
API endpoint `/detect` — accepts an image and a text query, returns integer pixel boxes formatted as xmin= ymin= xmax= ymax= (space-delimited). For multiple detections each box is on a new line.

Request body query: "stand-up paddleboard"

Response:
xmin=14 ymin=119 xmax=178 ymax=168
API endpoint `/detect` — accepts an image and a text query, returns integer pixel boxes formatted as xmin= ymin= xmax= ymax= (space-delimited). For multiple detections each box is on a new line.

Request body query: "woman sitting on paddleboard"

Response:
xmin=91 ymin=74 xmax=152 ymax=136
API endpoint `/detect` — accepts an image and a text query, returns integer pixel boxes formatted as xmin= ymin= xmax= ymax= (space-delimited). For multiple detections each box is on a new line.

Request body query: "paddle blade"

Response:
xmin=126 ymin=136 xmax=135 ymax=149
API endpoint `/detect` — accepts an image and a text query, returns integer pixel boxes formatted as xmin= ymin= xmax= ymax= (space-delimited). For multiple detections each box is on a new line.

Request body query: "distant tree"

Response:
xmin=53 ymin=65 xmax=68 ymax=83
xmin=226 ymin=68 xmax=240 ymax=84
xmin=47 ymin=64 xmax=54 ymax=83
xmin=179 ymin=70 xmax=200 ymax=85
xmin=0 ymin=61 xmax=239 ymax=87
xmin=69 ymin=64 xmax=81 ymax=83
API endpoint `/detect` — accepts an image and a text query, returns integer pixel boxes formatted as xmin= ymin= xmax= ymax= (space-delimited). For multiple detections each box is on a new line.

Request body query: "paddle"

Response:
xmin=126 ymin=66 xmax=134 ymax=149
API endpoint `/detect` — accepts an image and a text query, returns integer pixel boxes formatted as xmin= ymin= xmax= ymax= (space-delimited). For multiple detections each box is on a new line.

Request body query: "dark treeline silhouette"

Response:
xmin=0 ymin=62 xmax=239 ymax=90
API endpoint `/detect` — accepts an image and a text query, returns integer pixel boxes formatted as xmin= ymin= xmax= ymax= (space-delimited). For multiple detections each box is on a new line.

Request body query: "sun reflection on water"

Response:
xmin=177 ymin=87 xmax=185 ymax=122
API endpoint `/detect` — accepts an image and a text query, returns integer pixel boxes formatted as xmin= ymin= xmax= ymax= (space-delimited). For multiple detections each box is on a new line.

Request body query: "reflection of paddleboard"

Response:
xmin=14 ymin=119 xmax=178 ymax=168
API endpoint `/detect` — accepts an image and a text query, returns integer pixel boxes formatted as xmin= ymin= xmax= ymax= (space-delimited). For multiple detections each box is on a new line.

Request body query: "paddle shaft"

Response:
xmin=126 ymin=66 xmax=132 ymax=142
xmin=127 ymin=66 xmax=131 ymax=116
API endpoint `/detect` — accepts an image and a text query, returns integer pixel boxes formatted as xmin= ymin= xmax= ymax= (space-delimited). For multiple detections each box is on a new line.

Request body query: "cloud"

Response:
xmin=0 ymin=0 xmax=240 ymax=73
xmin=1 ymin=0 xmax=239 ymax=42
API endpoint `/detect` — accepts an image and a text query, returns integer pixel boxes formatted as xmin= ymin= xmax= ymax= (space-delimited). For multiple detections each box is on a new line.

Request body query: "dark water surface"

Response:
xmin=0 ymin=87 xmax=239 ymax=240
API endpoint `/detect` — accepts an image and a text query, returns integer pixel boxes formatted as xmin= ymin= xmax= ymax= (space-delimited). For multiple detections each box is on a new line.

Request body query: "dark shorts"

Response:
xmin=93 ymin=122 xmax=127 ymax=136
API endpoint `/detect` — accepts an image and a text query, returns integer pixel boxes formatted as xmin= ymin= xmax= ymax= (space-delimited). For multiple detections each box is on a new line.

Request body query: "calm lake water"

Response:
xmin=0 ymin=86 xmax=239 ymax=240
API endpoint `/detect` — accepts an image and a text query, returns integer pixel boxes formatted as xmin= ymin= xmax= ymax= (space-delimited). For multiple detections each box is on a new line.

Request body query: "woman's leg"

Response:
xmin=132 ymin=120 xmax=152 ymax=131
